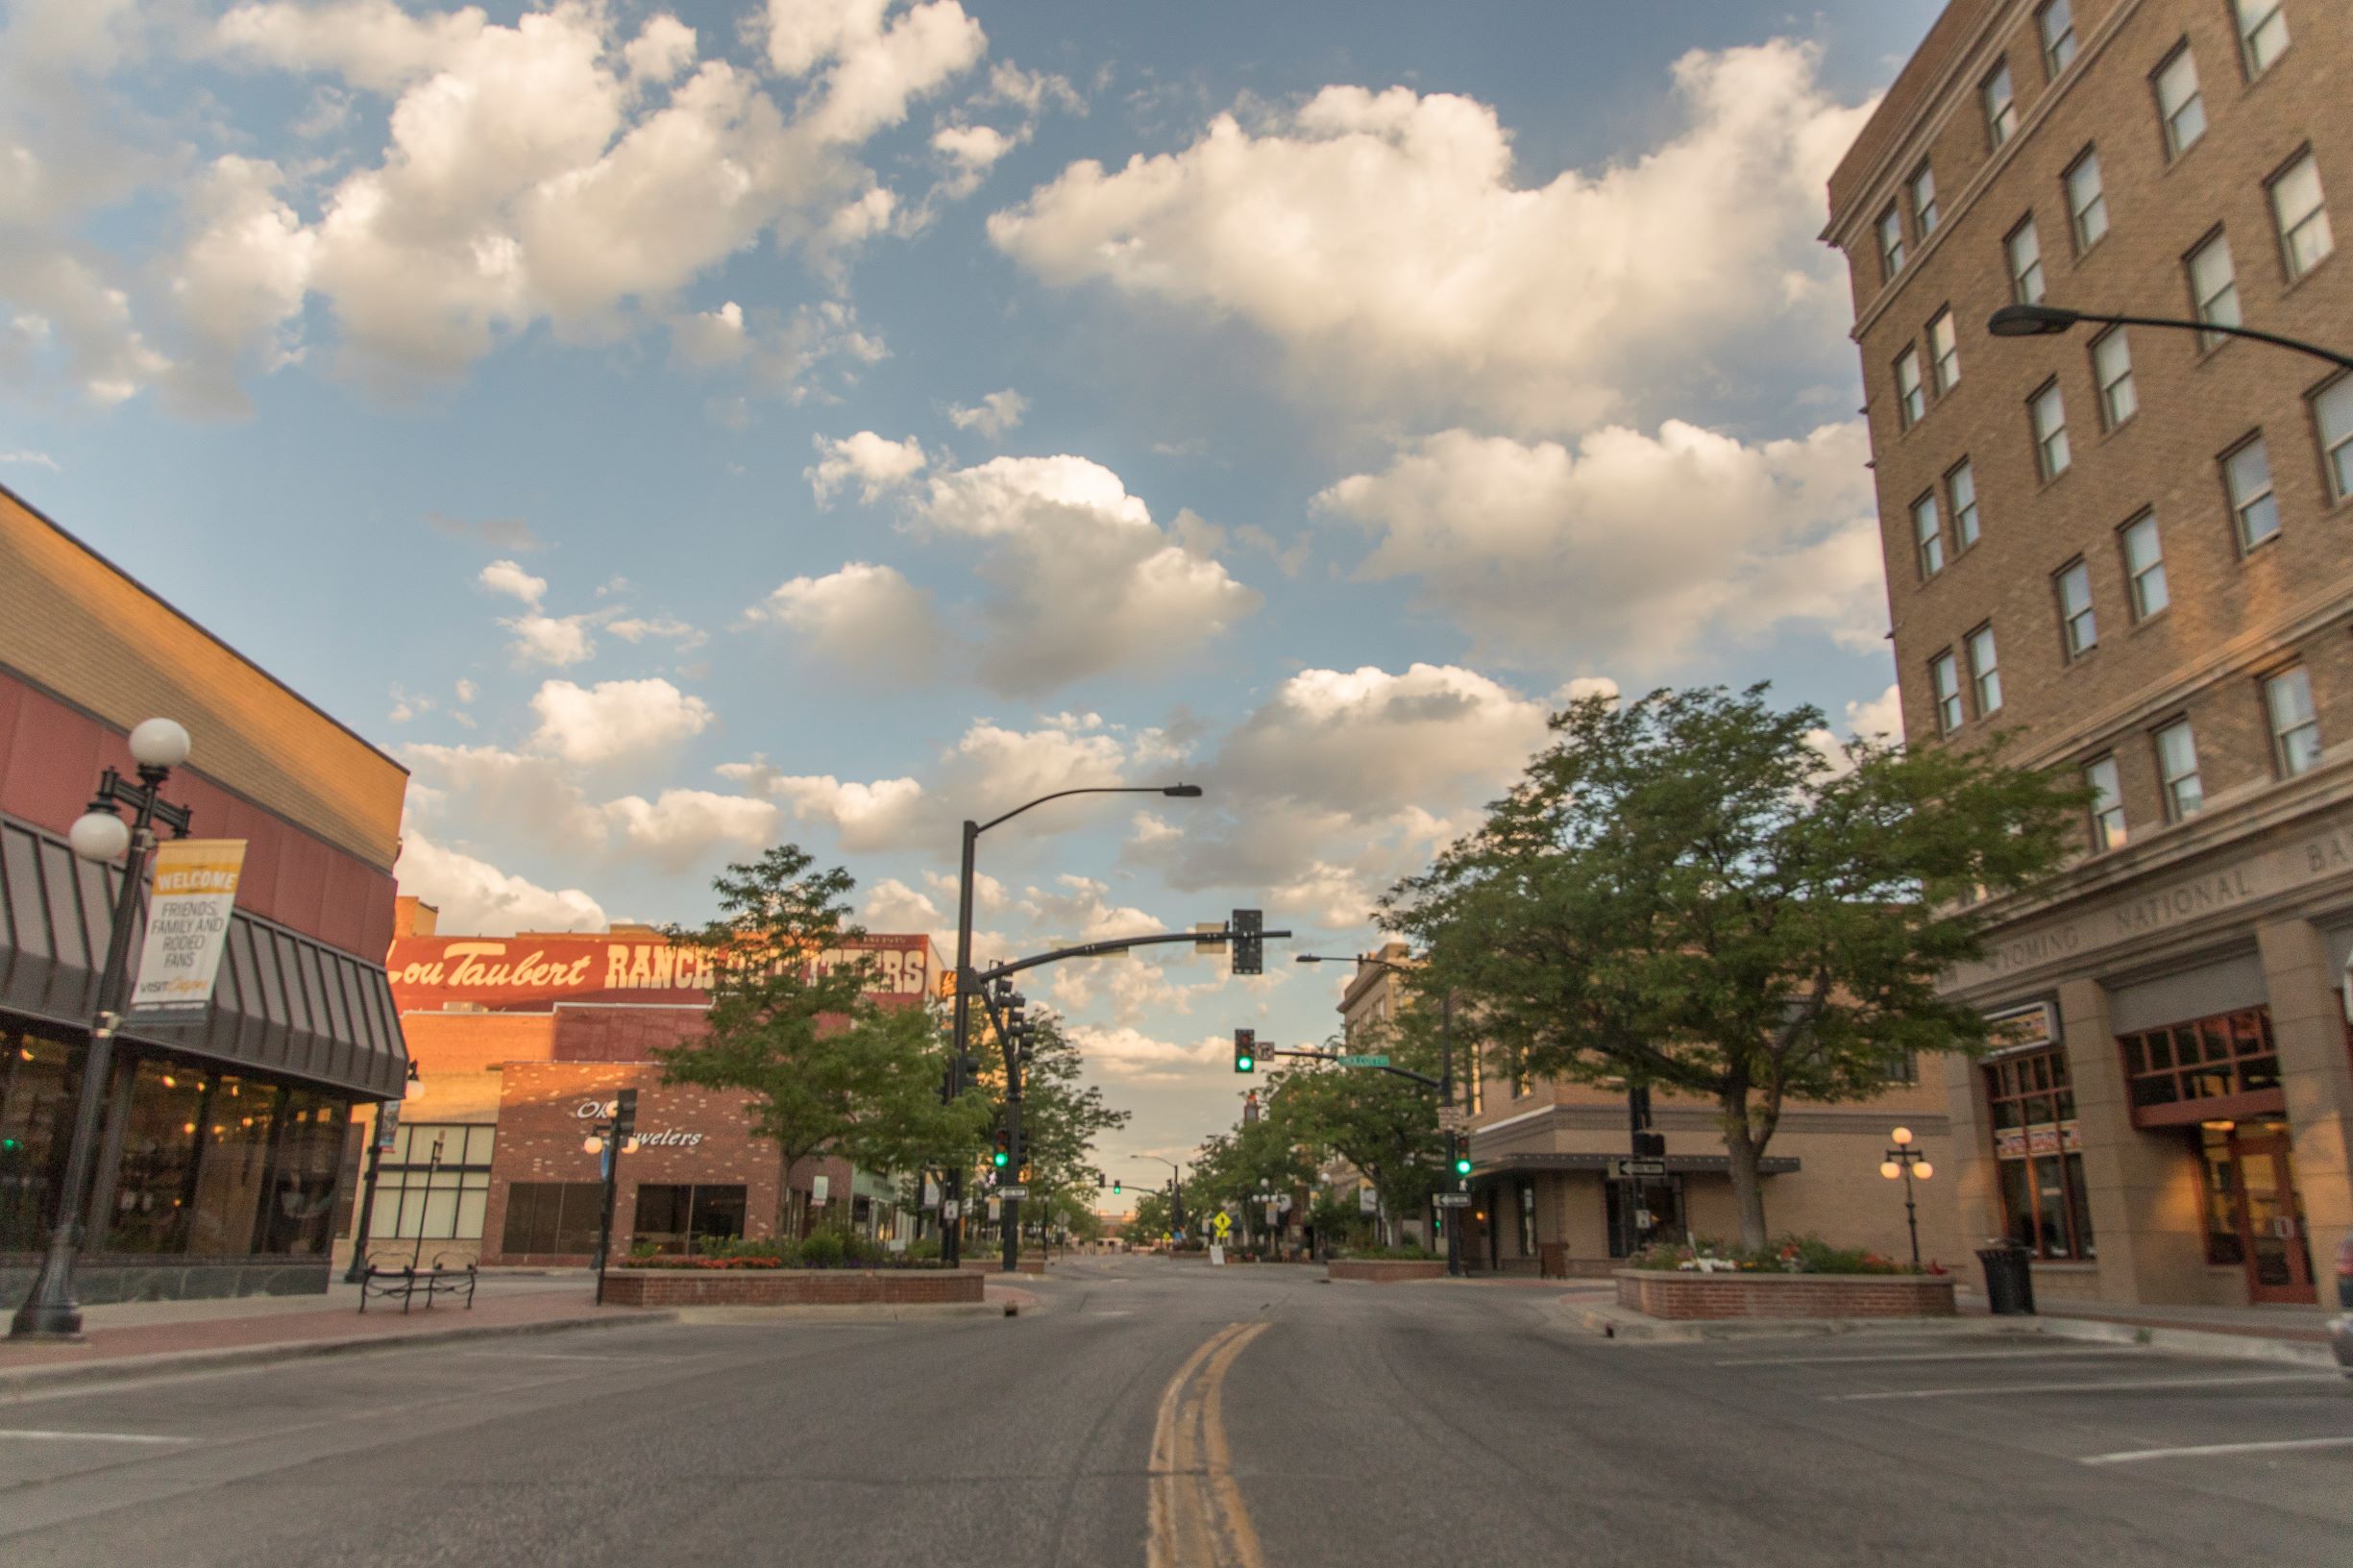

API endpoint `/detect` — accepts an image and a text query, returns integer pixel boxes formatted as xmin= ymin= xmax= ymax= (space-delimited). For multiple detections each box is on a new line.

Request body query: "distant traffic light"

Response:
xmin=1113 ymin=1180 xmax=1122 ymax=1195
xmin=1231 ymin=909 xmax=1262 ymax=975
xmin=1234 ymin=1029 xmax=1256 ymax=1073
xmin=992 ymin=1127 xmax=1012 ymax=1168
xmin=1451 ymin=1145 xmax=1473 ymax=1178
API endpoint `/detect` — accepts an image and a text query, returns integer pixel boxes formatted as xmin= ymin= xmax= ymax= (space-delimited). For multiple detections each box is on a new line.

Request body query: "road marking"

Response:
xmin=1828 ymin=1372 xmax=2334 ymax=1402
xmin=2080 ymin=1434 xmax=2353 ymax=1465
xmin=1148 ymin=1319 xmax=1270 ymax=1568
xmin=0 ymin=1429 xmax=193 ymax=1445
xmin=1718 ymin=1347 xmax=2145 ymax=1368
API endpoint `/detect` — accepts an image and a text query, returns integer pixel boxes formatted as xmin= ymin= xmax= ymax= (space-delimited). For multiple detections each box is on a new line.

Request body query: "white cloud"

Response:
xmin=502 ymin=612 xmax=600 ymax=668
xmin=672 ymin=301 xmax=748 ymax=367
xmin=478 ymin=557 xmax=548 ymax=607
xmin=595 ymin=788 xmax=777 ymax=870
xmin=1068 ymin=1025 xmax=1227 ymax=1085
xmin=717 ymin=758 xmax=928 ymax=853
xmin=990 ymin=42 xmax=1875 ymax=431
xmin=746 ymin=561 xmax=939 ymax=678
xmin=946 ymin=386 xmax=1026 ymax=440
xmin=765 ymin=0 xmax=989 ymax=147
xmin=1846 ymin=683 xmax=1904 ymax=745
xmin=394 ymin=825 xmax=606 ymax=937
xmin=387 ymin=684 xmax=434 ymax=723
xmin=453 ymin=677 xmax=478 ymax=703
xmin=806 ymin=429 xmax=926 ymax=503
xmin=1314 ymin=420 xmax=1883 ymax=671
xmin=0 ymin=450 xmax=60 ymax=470
xmin=162 ymin=156 xmax=317 ymax=414
xmin=606 ymin=615 xmax=707 ymax=650
xmin=862 ymin=876 xmax=943 ymax=932
xmin=623 ymin=12 xmax=698 ymax=86
xmin=527 ymin=676 xmax=715 ymax=766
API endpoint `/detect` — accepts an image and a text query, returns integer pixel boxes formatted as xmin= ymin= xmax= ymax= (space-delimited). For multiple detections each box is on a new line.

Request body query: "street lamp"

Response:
xmin=1133 ymin=1155 xmax=1186 ymax=1241
xmin=1986 ymin=302 xmax=2353 ymax=371
xmin=1881 ymin=1126 xmax=1934 ymax=1272
xmin=11 ymin=718 xmax=195 ymax=1340
xmin=944 ymin=781 xmax=1202 ymax=1268
xmin=1296 ymin=951 xmax=1463 ymax=1278
xmin=343 ymin=1059 xmax=426 ymax=1285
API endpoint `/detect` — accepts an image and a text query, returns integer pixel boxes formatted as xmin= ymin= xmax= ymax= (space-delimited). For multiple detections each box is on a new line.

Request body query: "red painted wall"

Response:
xmin=0 ymin=669 xmax=397 ymax=959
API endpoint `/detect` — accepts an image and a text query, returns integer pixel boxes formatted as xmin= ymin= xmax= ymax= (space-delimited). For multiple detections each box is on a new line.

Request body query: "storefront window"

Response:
xmin=634 ymin=1183 xmax=748 ymax=1253
xmin=2118 ymin=1008 xmax=2276 ymax=1110
xmin=1983 ymin=1049 xmax=2095 ymax=1260
xmin=105 ymin=1060 xmax=208 ymax=1253
xmin=502 ymin=1182 xmax=605 ymax=1256
xmin=259 ymin=1090 xmax=350 ymax=1256
xmin=373 ymin=1123 xmax=494 ymax=1241
xmin=0 ymin=1027 xmax=83 ymax=1251
xmin=2199 ymin=1125 xmax=2244 ymax=1264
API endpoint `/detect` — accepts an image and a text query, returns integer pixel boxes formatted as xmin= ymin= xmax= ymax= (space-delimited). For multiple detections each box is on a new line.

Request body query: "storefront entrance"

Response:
xmin=2199 ymin=1121 xmax=2316 ymax=1305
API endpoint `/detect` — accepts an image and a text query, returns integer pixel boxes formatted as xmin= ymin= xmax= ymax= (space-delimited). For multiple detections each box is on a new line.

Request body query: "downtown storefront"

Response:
xmin=1943 ymin=797 xmax=2353 ymax=1310
xmin=1 ymin=481 xmax=413 ymax=1306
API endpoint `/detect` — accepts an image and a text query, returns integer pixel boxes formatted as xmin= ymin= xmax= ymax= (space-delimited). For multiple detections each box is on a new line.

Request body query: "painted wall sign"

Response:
xmin=128 ymin=838 xmax=247 ymax=1019
xmin=387 ymin=931 xmax=934 ymax=1011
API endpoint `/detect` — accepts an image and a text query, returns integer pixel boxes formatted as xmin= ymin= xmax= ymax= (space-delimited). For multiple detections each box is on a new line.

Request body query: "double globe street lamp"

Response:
xmin=1880 ymin=1126 xmax=1934 ymax=1273
xmin=11 ymin=718 xmax=195 ymax=1340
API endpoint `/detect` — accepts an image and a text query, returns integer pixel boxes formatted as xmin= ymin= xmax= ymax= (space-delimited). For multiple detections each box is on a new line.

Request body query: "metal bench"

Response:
xmin=357 ymin=1255 xmax=478 ymax=1314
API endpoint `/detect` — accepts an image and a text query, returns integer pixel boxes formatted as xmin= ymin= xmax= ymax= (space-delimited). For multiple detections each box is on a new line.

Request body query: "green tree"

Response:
xmin=1188 ymin=1113 xmax=1318 ymax=1248
xmin=655 ymin=845 xmax=991 ymax=1233
xmin=1263 ymin=1021 xmax=1445 ymax=1238
xmin=1387 ymin=685 xmax=2080 ymax=1250
xmin=1128 ymin=1188 xmax=1172 ymax=1245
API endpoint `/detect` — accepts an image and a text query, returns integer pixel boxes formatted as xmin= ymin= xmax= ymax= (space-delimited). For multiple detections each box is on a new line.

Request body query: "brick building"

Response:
xmin=0 ymin=481 xmax=409 ymax=1306
xmin=1335 ymin=946 xmax=1963 ymax=1274
xmin=1824 ymin=0 xmax=2351 ymax=1306
xmin=353 ymin=899 xmax=936 ymax=1268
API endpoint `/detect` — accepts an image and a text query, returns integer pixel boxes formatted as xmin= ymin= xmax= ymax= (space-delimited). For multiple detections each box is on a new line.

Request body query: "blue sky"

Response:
xmin=0 ymin=0 xmax=1943 ymax=1194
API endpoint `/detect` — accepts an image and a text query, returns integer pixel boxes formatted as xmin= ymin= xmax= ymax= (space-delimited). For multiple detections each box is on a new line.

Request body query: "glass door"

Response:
xmin=2229 ymin=1130 xmax=2315 ymax=1305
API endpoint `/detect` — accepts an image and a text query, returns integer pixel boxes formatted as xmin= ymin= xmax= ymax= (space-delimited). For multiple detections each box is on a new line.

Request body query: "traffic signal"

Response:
xmin=1113 ymin=1180 xmax=1122 ymax=1195
xmin=1451 ymin=1142 xmax=1472 ymax=1178
xmin=1234 ymin=1029 xmax=1256 ymax=1073
xmin=1231 ymin=909 xmax=1262 ymax=975
xmin=992 ymin=1127 xmax=1012 ymax=1168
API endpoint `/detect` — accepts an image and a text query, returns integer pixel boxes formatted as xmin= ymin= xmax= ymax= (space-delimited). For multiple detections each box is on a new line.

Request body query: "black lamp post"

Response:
xmin=944 ymin=781 xmax=1200 ymax=1267
xmin=1880 ymin=1126 xmax=1935 ymax=1272
xmin=1295 ymin=952 xmax=1463 ymax=1278
xmin=1986 ymin=302 xmax=2353 ymax=371
xmin=1133 ymin=1155 xmax=1185 ymax=1241
xmin=11 ymin=719 xmax=194 ymax=1340
xmin=343 ymin=1060 xmax=424 ymax=1285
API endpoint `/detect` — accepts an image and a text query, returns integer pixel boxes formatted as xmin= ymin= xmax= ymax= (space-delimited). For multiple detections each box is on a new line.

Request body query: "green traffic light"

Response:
xmin=1453 ymin=1156 xmax=1472 ymax=1176
xmin=992 ymin=1150 xmax=1010 ymax=1167
xmin=1236 ymin=1054 xmax=1254 ymax=1072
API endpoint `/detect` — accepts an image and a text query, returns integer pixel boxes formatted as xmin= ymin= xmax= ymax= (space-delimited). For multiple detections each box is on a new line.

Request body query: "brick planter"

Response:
xmin=957 ymin=1257 xmax=1048 ymax=1275
xmin=1327 ymin=1259 xmax=1447 ymax=1283
xmin=1615 ymin=1269 xmax=1956 ymax=1320
xmin=599 ymin=1268 xmax=985 ymax=1308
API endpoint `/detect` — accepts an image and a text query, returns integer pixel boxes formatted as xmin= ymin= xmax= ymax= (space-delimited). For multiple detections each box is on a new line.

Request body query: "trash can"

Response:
xmin=1976 ymin=1240 xmax=2036 ymax=1315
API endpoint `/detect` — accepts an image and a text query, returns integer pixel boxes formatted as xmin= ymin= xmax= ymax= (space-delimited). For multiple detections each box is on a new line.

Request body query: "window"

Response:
xmin=2187 ymin=231 xmax=2240 ymax=347
xmin=2038 ymin=0 xmax=2077 ymax=76
xmin=632 ymin=1184 xmax=748 ymax=1254
xmin=2066 ymin=150 xmax=2109 ymax=251
xmin=2120 ymin=1009 xmax=2277 ymax=1116
xmin=1984 ymin=61 xmax=2020 ymax=148
xmin=2085 ymin=755 xmax=2126 ymax=850
xmin=2154 ymin=46 xmax=2206 ymax=158
xmin=1968 ymin=624 xmax=2002 ymax=715
xmin=1913 ymin=492 xmax=1946 ymax=577
xmin=1516 ymin=1181 xmax=1537 ymax=1257
xmin=1910 ymin=163 xmax=1940 ymax=237
xmin=2007 ymin=218 xmax=2047 ymax=305
xmin=1949 ymin=460 xmax=1982 ymax=548
xmin=0 ymin=1027 xmax=83 ymax=1253
xmin=2264 ymin=665 xmax=2321 ymax=776
xmin=2270 ymin=152 xmax=2334 ymax=282
xmin=2316 ymin=377 xmax=2353 ymax=501
xmin=1929 ymin=309 xmax=1960 ymax=394
xmin=2121 ymin=513 xmax=2169 ymax=617
xmin=1931 ymin=650 xmax=1964 ymax=733
xmin=2031 ymin=381 xmax=2071 ymax=478
xmin=1896 ymin=345 xmax=1926 ymax=427
xmin=369 ymin=1123 xmax=496 ymax=1243
xmin=1983 ymin=1049 xmax=2095 ymax=1261
xmin=2155 ymin=718 xmax=2203 ymax=820
xmin=2234 ymin=0 xmax=2289 ymax=77
xmin=1882 ymin=1050 xmax=1921 ymax=1087
xmin=2056 ymin=558 xmax=2096 ymax=657
xmin=2092 ymin=329 xmax=2137 ymax=429
xmin=1877 ymin=203 xmax=1906 ymax=279
xmin=500 ymin=1182 xmax=606 ymax=1257
xmin=2224 ymin=435 xmax=2281 ymax=549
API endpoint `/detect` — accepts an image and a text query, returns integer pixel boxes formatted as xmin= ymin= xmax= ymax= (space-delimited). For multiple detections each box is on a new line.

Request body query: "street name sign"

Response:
xmin=994 ymin=1185 xmax=1029 ymax=1199
xmin=1435 ymin=1107 xmax=1469 ymax=1132
xmin=1336 ymin=1054 xmax=1389 ymax=1067
xmin=1433 ymin=1193 xmax=1472 ymax=1208
xmin=1611 ymin=1158 xmax=1669 ymax=1178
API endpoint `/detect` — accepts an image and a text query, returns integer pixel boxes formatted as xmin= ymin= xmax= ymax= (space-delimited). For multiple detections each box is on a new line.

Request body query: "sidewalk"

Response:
xmin=0 ymin=1271 xmax=664 ymax=1392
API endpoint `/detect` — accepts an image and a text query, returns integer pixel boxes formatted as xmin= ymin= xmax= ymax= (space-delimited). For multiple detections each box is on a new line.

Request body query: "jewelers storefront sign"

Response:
xmin=573 ymin=1100 xmax=703 ymax=1148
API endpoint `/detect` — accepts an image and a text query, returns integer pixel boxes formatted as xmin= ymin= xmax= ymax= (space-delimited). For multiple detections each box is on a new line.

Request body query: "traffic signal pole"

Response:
xmin=1440 ymin=992 xmax=1460 ymax=1280
xmin=944 ymin=819 xmax=978 ymax=1269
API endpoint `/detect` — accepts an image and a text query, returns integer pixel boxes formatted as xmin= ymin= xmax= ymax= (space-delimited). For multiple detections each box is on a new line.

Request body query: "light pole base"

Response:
xmin=8 ymin=1253 xmax=86 ymax=1340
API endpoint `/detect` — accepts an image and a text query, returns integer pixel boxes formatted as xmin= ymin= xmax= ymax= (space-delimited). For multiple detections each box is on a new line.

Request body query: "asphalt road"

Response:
xmin=2 ymin=1258 xmax=2347 ymax=1566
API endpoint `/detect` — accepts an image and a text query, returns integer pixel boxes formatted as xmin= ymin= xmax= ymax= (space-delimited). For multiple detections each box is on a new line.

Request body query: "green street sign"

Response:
xmin=1336 ymin=1053 xmax=1390 ymax=1067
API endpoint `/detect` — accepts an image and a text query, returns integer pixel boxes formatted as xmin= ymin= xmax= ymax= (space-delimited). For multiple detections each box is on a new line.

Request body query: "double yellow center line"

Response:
xmin=1146 ymin=1320 xmax=1271 ymax=1568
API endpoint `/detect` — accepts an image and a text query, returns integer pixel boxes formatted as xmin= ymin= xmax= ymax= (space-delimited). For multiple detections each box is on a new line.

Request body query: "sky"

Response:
xmin=0 ymin=0 xmax=1945 ymax=1209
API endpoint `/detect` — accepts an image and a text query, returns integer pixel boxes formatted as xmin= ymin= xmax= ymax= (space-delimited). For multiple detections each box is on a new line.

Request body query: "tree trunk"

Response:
xmin=1721 ymin=1106 xmax=1770 ymax=1252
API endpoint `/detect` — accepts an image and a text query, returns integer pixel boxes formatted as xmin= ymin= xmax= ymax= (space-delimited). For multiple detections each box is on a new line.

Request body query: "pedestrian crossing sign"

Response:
xmin=1212 ymin=1212 xmax=1233 ymax=1237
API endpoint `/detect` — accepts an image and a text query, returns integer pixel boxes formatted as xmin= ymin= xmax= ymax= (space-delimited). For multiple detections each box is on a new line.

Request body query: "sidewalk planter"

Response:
xmin=1615 ymin=1269 xmax=1955 ymax=1320
xmin=1328 ymin=1259 xmax=1447 ymax=1283
xmin=599 ymin=1269 xmax=985 ymax=1308
xmin=957 ymin=1257 xmax=1048 ymax=1276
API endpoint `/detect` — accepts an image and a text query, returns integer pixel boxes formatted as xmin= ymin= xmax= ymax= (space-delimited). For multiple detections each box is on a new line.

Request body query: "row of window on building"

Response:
xmin=1878 ymin=0 xmax=2299 ymax=296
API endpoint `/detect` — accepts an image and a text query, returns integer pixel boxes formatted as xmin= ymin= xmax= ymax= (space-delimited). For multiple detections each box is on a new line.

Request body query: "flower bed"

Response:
xmin=1328 ymin=1258 xmax=1447 ymax=1283
xmin=1615 ymin=1269 xmax=1956 ymax=1320
xmin=600 ymin=1267 xmax=986 ymax=1308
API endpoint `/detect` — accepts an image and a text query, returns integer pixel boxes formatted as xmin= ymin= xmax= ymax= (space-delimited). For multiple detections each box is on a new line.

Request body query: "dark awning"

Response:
xmin=1469 ymin=1151 xmax=1800 ymax=1178
xmin=0 ymin=814 xmax=406 ymax=1100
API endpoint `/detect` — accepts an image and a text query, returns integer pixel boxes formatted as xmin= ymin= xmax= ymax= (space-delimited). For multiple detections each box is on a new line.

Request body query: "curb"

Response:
xmin=2025 ymin=1313 xmax=2339 ymax=1369
xmin=0 ymin=1309 xmax=678 ymax=1399
xmin=673 ymin=1302 xmax=1005 ymax=1324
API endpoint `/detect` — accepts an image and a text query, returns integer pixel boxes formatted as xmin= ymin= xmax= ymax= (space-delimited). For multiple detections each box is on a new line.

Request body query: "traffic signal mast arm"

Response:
xmin=967 ymin=921 xmax=1292 ymax=992
xmin=1263 ymin=1046 xmax=1442 ymax=1090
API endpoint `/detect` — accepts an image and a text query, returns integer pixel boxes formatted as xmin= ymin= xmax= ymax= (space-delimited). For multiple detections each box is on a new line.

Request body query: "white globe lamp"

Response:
xmin=67 ymin=810 xmax=132 ymax=864
xmin=127 ymin=718 xmax=191 ymax=770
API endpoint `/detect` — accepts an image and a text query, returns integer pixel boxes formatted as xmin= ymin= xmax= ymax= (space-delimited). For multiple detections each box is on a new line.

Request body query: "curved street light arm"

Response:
xmin=976 ymin=783 xmax=1198 ymax=837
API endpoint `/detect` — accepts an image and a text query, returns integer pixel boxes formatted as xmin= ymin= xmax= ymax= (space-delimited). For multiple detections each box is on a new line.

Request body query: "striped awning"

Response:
xmin=0 ymin=813 xmax=406 ymax=1099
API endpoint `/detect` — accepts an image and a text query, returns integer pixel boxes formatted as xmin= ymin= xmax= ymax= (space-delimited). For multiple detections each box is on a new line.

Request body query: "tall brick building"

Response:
xmin=1825 ymin=0 xmax=2351 ymax=1307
